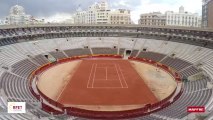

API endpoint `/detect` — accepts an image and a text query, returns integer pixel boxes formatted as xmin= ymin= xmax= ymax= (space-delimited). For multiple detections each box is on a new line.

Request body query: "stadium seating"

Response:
xmin=137 ymin=51 xmax=166 ymax=62
xmin=49 ymin=51 xmax=67 ymax=59
xmin=0 ymin=36 xmax=212 ymax=119
xmin=132 ymin=115 xmax=166 ymax=120
xmin=11 ymin=59 xmax=38 ymax=78
xmin=92 ymin=47 xmax=117 ymax=54
xmin=64 ymin=48 xmax=91 ymax=57
xmin=155 ymin=89 xmax=212 ymax=119
xmin=30 ymin=55 xmax=49 ymax=66
xmin=119 ymin=48 xmax=125 ymax=55
xmin=130 ymin=49 xmax=139 ymax=57
xmin=161 ymin=57 xmax=192 ymax=71
xmin=184 ymin=78 xmax=209 ymax=92
xmin=0 ymin=72 xmax=35 ymax=100
xmin=180 ymin=66 xmax=201 ymax=77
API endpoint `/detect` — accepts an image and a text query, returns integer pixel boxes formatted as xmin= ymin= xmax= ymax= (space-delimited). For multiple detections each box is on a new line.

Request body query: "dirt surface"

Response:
xmin=38 ymin=59 xmax=176 ymax=111
xmin=37 ymin=60 xmax=82 ymax=100
xmin=130 ymin=61 xmax=177 ymax=100
xmin=56 ymin=59 xmax=158 ymax=110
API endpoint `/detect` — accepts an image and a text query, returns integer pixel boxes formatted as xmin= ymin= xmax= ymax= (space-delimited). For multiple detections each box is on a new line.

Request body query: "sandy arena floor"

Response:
xmin=130 ymin=61 xmax=177 ymax=100
xmin=37 ymin=59 xmax=177 ymax=111
xmin=37 ymin=60 xmax=82 ymax=100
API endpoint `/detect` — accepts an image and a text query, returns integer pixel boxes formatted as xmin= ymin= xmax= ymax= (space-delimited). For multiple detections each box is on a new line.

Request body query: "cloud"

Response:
xmin=0 ymin=0 xmax=202 ymax=24
xmin=43 ymin=13 xmax=73 ymax=23
xmin=112 ymin=0 xmax=131 ymax=7
xmin=0 ymin=0 xmax=99 ymax=19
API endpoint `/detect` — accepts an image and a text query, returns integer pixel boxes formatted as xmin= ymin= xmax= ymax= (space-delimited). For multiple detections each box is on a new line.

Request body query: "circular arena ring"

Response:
xmin=29 ymin=54 xmax=183 ymax=119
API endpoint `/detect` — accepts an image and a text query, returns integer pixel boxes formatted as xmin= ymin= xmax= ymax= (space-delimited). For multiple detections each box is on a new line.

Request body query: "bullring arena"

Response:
xmin=0 ymin=25 xmax=213 ymax=120
xmin=37 ymin=58 xmax=176 ymax=111
xmin=33 ymin=55 xmax=181 ymax=119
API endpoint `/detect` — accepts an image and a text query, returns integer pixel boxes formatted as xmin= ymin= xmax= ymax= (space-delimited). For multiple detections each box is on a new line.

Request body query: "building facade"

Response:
xmin=74 ymin=1 xmax=110 ymax=24
xmin=138 ymin=12 xmax=166 ymax=26
xmin=95 ymin=1 xmax=110 ymax=24
xmin=0 ymin=19 xmax=5 ymax=25
xmin=74 ymin=10 xmax=87 ymax=24
xmin=139 ymin=6 xmax=201 ymax=27
xmin=165 ymin=6 xmax=201 ymax=27
xmin=109 ymin=9 xmax=131 ymax=25
xmin=73 ymin=1 xmax=131 ymax=25
xmin=85 ymin=4 xmax=98 ymax=24
xmin=5 ymin=5 xmax=33 ymax=25
xmin=202 ymin=0 xmax=213 ymax=28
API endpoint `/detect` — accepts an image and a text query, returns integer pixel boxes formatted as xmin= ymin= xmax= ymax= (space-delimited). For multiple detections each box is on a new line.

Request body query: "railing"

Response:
xmin=29 ymin=54 xmax=183 ymax=119
xmin=28 ymin=71 xmax=40 ymax=100
xmin=41 ymin=103 xmax=64 ymax=115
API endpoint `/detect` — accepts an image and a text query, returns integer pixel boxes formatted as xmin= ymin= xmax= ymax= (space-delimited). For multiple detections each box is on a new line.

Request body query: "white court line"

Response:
xmin=92 ymin=64 xmax=97 ymax=88
xmin=91 ymin=87 xmax=124 ymax=89
xmin=118 ymin=65 xmax=128 ymax=88
xmin=95 ymin=79 xmax=118 ymax=81
xmin=89 ymin=63 xmax=126 ymax=89
xmin=87 ymin=63 xmax=94 ymax=88
xmin=96 ymin=67 xmax=115 ymax=68
xmin=106 ymin=67 xmax=107 ymax=80
xmin=114 ymin=64 xmax=124 ymax=88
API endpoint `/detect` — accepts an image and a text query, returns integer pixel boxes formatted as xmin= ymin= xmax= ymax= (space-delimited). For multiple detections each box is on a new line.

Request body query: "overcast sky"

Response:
xmin=0 ymin=0 xmax=202 ymax=23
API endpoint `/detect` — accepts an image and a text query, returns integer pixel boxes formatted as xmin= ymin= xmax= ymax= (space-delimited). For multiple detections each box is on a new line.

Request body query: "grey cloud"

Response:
xmin=0 ymin=0 xmax=140 ymax=19
xmin=108 ymin=0 xmax=140 ymax=10
xmin=0 ymin=0 xmax=100 ymax=19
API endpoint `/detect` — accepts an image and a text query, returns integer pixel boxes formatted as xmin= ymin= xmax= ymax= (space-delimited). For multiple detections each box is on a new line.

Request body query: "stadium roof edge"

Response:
xmin=0 ymin=24 xmax=213 ymax=32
